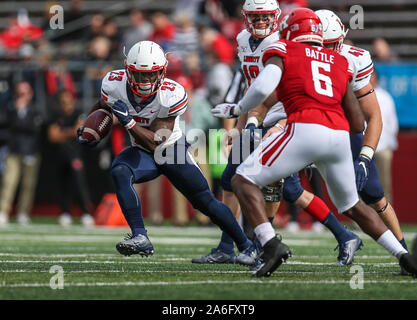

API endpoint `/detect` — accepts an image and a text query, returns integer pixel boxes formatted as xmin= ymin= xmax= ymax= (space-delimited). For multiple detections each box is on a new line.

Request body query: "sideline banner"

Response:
xmin=375 ymin=62 xmax=417 ymax=128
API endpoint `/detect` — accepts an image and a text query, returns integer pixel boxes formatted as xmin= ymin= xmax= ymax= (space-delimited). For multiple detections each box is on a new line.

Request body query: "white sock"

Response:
xmin=254 ymin=222 xmax=275 ymax=247
xmin=377 ymin=230 xmax=408 ymax=259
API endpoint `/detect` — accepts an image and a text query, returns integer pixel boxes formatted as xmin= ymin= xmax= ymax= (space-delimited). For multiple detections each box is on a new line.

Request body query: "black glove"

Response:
xmin=112 ymin=100 xmax=133 ymax=127
xmin=77 ymin=126 xmax=99 ymax=148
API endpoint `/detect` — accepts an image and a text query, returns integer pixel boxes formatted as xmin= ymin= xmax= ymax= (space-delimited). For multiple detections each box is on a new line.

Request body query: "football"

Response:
xmin=82 ymin=108 xmax=113 ymax=142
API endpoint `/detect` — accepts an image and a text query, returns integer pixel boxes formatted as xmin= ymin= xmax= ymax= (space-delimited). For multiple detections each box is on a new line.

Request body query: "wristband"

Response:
xmin=274 ymin=123 xmax=284 ymax=131
xmin=360 ymin=145 xmax=374 ymax=161
xmin=125 ymin=119 xmax=136 ymax=130
xmin=246 ymin=116 xmax=259 ymax=128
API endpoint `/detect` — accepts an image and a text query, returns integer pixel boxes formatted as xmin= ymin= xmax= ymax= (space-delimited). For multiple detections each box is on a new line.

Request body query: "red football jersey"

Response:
xmin=262 ymin=39 xmax=352 ymax=131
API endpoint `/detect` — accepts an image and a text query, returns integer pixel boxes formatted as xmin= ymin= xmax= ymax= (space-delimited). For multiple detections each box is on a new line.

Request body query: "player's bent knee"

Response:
xmin=283 ymin=178 xmax=304 ymax=204
xmin=221 ymin=172 xmax=233 ymax=192
xmin=231 ymin=174 xmax=245 ymax=193
xmin=372 ymin=198 xmax=389 ymax=214
xmin=110 ymin=164 xmax=134 ymax=185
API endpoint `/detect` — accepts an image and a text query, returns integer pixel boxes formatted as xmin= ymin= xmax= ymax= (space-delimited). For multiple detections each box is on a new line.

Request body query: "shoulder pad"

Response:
xmin=236 ymin=29 xmax=250 ymax=44
xmin=157 ymin=79 xmax=188 ymax=118
xmin=341 ymin=45 xmax=373 ymax=91
xmin=101 ymin=69 xmax=126 ymax=106
xmin=262 ymin=40 xmax=287 ymax=65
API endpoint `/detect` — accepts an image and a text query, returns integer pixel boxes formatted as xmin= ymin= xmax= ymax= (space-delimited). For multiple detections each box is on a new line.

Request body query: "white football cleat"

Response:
xmin=0 ymin=212 xmax=8 ymax=226
xmin=59 ymin=213 xmax=73 ymax=227
xmin=17 ymin=212 xmax=30 ymax=225
xmin=81 ymin=213 xmax=95 ymax=227
xmin=312 ymin=221 xmax=324 ymax=233
xmin=285 ymin=221 xmax=300 ymax=233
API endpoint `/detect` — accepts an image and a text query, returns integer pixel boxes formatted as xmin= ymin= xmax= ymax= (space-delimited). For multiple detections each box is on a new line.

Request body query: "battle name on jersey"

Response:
xmin=305 ymin=47 xmax=335 ymax=64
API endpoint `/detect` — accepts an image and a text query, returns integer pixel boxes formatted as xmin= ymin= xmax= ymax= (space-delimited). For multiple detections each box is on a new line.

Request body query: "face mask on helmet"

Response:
xmin=315 ymin=10 xmax=348 ymax=53
xmin=125 ymin=63 xmax=166 ymax=98
xmin=124 ymin=41 xmax=168 ymax=98
xmin=245 ymin=12 xmax=278 ymax=37
xmin=323 ymin=26 xmax=348 ymax=53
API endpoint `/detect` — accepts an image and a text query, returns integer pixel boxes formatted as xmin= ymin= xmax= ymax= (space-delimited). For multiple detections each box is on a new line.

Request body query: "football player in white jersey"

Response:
xmin=316 ymin=9 xmax=410 ymax=274
xmin=77 ymin=41 xmax=258 ymax=259
xmin=193 ymin=0 xmax=362 ymax=267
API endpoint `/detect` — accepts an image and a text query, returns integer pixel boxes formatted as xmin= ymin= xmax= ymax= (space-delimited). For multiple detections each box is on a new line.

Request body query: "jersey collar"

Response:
xmin=126 ymin=82 xmax=156 ymax=111
xmin=249 ymin=36 xmax=264 ymax=52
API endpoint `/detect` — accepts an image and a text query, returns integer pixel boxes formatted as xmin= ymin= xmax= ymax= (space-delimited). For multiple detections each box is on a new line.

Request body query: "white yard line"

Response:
xmin=0 ymin=269 xmax=398 ymax=275
xmin=2 ymin=223 xmax=417 ymax=240
xmin=0 ymin=259 xmax=399 ymax=266
xmin=0 ymin=235 xmax=332 ymax=246
xmin=0 ymin=253 xmax=397 ymax=260
xmin=1 ymin=279 xmax=416 ymax=288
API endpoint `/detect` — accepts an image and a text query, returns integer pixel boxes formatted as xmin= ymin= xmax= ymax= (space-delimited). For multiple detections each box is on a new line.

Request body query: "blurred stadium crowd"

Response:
xmin=0 ymin=0 xmax=415 ymax=227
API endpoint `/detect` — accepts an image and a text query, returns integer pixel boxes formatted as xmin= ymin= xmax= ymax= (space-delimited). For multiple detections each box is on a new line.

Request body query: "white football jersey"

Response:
xmin=340 ymin=44 xmax=374 ymax=92
xmin=101 ymin=69 xmax=187 ymax=152
xmin=236 ymin=29 xmax=286 ymax=127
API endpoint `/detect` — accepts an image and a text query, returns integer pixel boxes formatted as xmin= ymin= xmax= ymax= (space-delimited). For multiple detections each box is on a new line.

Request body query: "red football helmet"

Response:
xmin=279 ymin=8 xmax=323 ymax=45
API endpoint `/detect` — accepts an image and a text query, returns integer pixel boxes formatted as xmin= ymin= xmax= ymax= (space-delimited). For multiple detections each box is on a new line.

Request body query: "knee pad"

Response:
xmin=283 ymin=174 xmax=304 ymax=203
xmin=262 ymin=180 xmax=284 ymax=202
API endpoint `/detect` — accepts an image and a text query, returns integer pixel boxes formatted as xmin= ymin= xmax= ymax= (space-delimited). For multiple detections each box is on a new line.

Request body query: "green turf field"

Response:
xmin=1 ymin=218 xmax=416 ymax=300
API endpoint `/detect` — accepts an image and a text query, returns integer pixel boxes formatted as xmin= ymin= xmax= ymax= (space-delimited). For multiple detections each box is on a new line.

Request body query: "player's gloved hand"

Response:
xmin=211 ymin=103 xmax=242 ymax=118
xmin=112 ymin=100 xmax=135 ymax=128
xmin=353 ymin=155 xmax=371 ymax=192
xmin=76 ymin=126 xmax=99 ymax=148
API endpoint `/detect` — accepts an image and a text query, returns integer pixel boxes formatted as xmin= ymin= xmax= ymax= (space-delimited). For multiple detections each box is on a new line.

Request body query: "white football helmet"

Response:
xmin=124 ymin=41 xmax=168 ymax=97
xmin=242 ymin=0 xmax=281 ymax=38
xmin=315 ymin=9 xmax=348 ymax=52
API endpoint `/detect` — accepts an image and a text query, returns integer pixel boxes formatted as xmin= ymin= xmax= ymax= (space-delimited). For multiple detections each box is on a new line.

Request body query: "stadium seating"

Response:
xmin=308 ymin=0 xmax=417 ymax=59
xmin=1 ymin=0 xmax=416 ymax=58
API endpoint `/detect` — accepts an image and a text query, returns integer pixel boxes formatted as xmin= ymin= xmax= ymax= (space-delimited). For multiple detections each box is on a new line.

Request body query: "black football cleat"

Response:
xmin=412 ymin=236 xmax=417 ymax=257
xmin=252 ymin=236 xmax=292 ymax=278
xmin=191 ymin=248 xmax=236 ymax=264
xmin=399 ymin=253 xmax=417 ymax=277
xmin=116 ymin=234 xmax=154 ymax=257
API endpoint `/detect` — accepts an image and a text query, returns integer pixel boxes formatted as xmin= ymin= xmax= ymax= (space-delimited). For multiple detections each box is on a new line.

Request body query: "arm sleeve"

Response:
xmin=238 ymin=63 xmax=282 ymax=114
xmin=224 ymin=68 xmax=246 ymax=104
